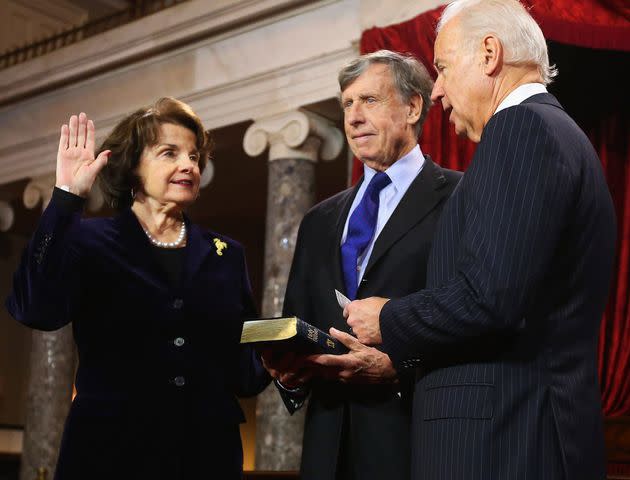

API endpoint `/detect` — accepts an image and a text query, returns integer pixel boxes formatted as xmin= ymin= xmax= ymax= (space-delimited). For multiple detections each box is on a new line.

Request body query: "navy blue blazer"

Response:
xmin=6 ymin=188 xmax=270 ymax=479
xmin=381 ymin=94 xmax=615 ymax=480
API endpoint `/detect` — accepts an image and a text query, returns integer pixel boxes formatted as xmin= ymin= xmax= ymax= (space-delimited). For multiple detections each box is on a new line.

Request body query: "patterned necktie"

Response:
xmin=341 ymin=171 xmax=392 ymax=300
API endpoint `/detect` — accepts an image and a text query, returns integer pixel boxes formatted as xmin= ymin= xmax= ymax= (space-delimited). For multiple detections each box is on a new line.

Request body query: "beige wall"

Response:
xmin=240 ymin=397 xmax=257 ymax=470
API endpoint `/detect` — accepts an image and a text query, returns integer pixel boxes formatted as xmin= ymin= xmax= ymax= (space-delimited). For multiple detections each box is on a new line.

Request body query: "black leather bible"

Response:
xmin=240 ymin=316 xmax=347 ymax=354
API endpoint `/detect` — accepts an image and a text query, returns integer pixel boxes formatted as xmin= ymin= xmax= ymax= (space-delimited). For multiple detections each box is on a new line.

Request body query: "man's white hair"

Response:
xmin=437 ymin=0 xmax=557 ymax=84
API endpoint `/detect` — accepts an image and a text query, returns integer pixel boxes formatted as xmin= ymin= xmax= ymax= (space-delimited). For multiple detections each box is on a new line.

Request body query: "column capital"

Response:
xmin=243 ymin=109 xmax=344 ymax=162
xmin=23 ymin=174 xmax=106 ymax=212
xmin=200 ymin=160 xmax=214 ymax=189
xmin=23 ymin=174 xmax=56 ymax=211
xmin=0 ymin=201 xmax=14 ymax=232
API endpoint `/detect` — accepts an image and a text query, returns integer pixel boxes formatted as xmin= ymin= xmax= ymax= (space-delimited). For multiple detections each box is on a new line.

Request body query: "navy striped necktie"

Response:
xmin=341 ymin=171 xmax=391 ymax=300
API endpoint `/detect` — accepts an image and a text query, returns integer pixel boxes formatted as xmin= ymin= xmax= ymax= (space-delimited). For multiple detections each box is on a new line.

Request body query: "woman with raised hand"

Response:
xmin=6 ymin=97 xmax=270 ymax=479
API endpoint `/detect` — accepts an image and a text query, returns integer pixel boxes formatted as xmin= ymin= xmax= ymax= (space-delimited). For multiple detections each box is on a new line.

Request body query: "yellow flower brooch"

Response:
xmin=213 ymin=238 xmax=228 ymax=256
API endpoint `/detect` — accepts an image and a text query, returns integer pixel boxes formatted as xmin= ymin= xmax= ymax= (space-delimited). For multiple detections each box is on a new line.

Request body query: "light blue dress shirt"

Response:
xmin=341 ymin=144 xmax=426 ymax=286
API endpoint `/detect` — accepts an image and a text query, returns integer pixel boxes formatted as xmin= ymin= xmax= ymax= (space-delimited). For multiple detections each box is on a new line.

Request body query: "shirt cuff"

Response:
xmin=52 ymin=186 xmax=86 ymax=214
xmin=274 ymin=378 xmax=307 ymax=395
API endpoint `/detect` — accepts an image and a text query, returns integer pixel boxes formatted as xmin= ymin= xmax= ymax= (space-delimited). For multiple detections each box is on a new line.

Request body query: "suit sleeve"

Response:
xmin=233 ymin=247 xmax=272 ymax=397
xmin=274 ymin=213 xmax=313 ymax=413
xmin=282 ymin=212 xmax=313 ymax=321
xmin=381 ymin=107 xmax=576 ymax=365
xmin=5 ymin=187 xmax=86 ymax=331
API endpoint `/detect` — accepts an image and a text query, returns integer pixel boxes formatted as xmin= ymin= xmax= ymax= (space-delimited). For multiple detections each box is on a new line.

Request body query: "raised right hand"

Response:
xmin=56 ymin=112 xmax=110 ymax=198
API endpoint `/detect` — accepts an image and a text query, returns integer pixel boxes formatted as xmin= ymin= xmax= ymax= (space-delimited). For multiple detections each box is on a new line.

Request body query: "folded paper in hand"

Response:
xmin=335 ymin=289 xmax=351 ymax=309
xmin=240 ymin=316 xmax=347 ymax=354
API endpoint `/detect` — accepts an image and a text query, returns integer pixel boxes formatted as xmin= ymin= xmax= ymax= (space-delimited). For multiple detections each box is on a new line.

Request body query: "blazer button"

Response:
xmin=173 ymin=337 xmax=185 ymax=347
xmin=173 ymin=376 xmax=186 ymax=387
xmin=172 ymin=298 xmax=184 ymax=309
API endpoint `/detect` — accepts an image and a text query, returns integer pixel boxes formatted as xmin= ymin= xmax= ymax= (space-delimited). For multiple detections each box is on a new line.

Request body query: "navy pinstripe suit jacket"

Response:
xmin=380 ymin=93 xmax=616 ymax=480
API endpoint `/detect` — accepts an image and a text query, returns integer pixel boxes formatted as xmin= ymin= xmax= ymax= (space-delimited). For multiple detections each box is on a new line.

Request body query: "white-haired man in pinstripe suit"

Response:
xmin=314 ymin=1 xmax=616 ymax=478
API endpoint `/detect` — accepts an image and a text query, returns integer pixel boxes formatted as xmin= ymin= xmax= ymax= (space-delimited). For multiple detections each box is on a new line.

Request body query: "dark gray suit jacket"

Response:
xmin=381 ymin=94 xmax=615 ymax=480
xmin=281 ymin=157 xmax=462 ymax=480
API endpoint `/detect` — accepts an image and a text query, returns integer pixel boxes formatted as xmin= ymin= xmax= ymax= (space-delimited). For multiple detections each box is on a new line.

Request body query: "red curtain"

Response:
xmin=354 ymin=7 xmax=476 ymax=184
xmin=358 ymin=3 xmax=630 ymax=417
xmin=594 ymin=112 xmax=630 ymax=417
xmin=524 ymin=0 xmax=630 ymax=51
xmin=526 ymin=0 xmax=630 ymax=51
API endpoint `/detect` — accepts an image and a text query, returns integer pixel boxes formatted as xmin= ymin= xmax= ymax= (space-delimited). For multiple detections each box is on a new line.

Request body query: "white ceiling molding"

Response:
xmin=359 ymin=0 xmax=446 ymax=29
xmin=0 ymin=44 xmax=356 ymax=186
xmin=0 ymin=0 xmax=337 ymax=105
xmin=0 ymin=0 xmax=441 ymax=186
xmin=188 ymin=46 xmax=356 ymax=130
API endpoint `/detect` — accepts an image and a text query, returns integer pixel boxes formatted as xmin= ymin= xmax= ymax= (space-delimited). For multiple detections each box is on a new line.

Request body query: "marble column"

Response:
xmin=244 ymin=110 xmax=343 ymax=470
xmin=20 ymin=327 xmax=74 ymax=480
xmin=19 ymin=174 xmax=102 ymax=480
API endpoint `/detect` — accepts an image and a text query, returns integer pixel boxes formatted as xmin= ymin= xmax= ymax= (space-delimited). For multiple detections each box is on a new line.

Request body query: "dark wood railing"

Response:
xmin=0 ymin=0 xmax=188 ymax=71
xmin=244 ymin=472 xmax=299 ymax=479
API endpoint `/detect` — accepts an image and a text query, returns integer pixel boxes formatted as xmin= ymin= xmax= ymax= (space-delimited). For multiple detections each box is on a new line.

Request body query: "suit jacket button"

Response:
xmin=174 ymin=337 xmax=185 ymax=347
xmin=172 ymin=298 xmax=184 ymax=309
xmin=173 ymin=376 xmax=185 ymax=387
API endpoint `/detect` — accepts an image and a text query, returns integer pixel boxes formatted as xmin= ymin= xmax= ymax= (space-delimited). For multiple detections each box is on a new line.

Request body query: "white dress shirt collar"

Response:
xmin=494 ymin=83 xmax=548 ymax=116
xmin=362 ymin=144 xmax=425 ymax=192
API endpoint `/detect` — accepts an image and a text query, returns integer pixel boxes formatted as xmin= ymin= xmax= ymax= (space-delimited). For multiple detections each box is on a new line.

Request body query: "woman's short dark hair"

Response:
xmin=97 ymin=97 xmax=213 ymax=211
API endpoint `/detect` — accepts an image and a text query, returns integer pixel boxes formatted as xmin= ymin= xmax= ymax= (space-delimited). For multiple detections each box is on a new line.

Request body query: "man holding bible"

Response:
xmin=318 ymin=1 xmax=616 ymax=479
xmin=263 ymin=50 xmax=461 ymax=480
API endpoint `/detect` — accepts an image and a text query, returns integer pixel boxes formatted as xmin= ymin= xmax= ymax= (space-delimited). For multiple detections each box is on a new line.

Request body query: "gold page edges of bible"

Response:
xmin=240 ymin=316 xmax=347 ymax=354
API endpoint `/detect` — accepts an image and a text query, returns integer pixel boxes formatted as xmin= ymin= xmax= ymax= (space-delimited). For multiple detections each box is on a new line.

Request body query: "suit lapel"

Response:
xmin=183 ymin=218 xmax=213 ymax=286
xmin=331 ymin=180 xmax=363 ymax=296
xmin=363 ymin=156 xmax=448 ymax=276
xmin=115 ymin=210 xmax=213 ymax=289
xmin=115 ymin=208 xmax=168 ymax=291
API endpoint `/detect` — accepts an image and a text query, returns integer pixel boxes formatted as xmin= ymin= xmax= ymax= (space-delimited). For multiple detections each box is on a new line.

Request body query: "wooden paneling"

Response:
xmin=606 ymin=417 xmax=630 ymax=463
xmin=607 ymin=417 xmax=630 ymax=479
xmin=244 ymin=473 xmax=298 ymax=480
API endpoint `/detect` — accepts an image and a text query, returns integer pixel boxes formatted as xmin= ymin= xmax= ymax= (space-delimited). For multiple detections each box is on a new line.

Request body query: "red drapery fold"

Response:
xmin=354 ymin=6 xmax=477 ymax=184
xmin=525 ymin=0 xmax=630 ymax=51
xmin=594 ymin=113 xmax=630 ymax=417
xmin=358 ymin=2 xmax=630 ymax=417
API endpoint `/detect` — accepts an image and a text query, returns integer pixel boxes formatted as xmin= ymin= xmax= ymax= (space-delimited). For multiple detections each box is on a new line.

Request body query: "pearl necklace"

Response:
xmin=143 ymin=221 xmax=186 ymax=248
